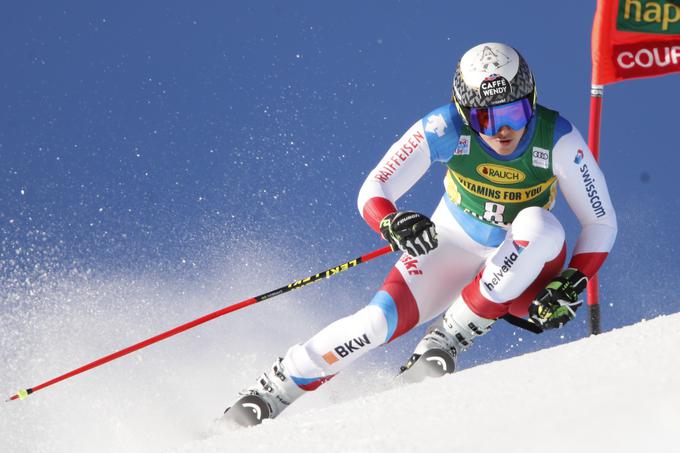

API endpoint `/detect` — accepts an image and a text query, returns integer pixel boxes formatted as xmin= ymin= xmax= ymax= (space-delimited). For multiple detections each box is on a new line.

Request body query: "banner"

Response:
xmin=592 ymin=0 xmax=680 ymax=85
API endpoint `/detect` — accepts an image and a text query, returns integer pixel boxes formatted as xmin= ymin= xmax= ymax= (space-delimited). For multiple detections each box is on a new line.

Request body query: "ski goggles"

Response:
xmin=461 ymin=97 xmax=534 ymax=136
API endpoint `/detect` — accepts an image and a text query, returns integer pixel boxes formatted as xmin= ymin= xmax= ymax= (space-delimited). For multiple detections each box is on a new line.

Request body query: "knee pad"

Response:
xmin=511 ymin=207 xmax=565 ymax=259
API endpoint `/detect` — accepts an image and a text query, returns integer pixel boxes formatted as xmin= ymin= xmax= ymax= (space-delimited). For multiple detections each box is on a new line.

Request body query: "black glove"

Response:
xmin=529 ymin=268 xmax=588 ymax=330
xmin=379 ymin=211 xmax=438 ymax=257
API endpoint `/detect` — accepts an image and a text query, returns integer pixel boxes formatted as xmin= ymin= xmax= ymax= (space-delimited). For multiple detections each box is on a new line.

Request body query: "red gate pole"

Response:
xmin=586 ymin=84 xmax=604 ymax=335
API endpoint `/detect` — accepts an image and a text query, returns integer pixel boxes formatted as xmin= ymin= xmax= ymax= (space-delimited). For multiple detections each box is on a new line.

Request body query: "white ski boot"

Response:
xmin=399 ymin=298 xmax=494 ymax=383
xmin=223 ymin=357 xmax=304 ymax=427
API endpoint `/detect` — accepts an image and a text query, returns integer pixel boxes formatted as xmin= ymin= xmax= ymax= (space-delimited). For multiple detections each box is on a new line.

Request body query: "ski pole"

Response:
xmin=6 ymin=245 xmax=394 ymax=402
xmin=501 ymin=313 xmax=543 ymax=334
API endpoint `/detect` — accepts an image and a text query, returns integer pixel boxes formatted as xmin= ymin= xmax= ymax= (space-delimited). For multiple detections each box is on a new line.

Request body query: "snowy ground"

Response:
xmin=169 ymin=313 xmax=679 ymax=453
xmin=2 ymin=260 xmax=678 ymax=453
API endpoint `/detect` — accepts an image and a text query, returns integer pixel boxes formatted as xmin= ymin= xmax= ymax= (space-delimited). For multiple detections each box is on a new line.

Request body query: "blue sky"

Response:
xmin=1 ymin=1 xmax=679 ymax=364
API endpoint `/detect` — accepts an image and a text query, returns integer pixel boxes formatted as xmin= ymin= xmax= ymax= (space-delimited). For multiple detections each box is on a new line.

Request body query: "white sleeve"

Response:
xmin=357 ymin=120 xmax=433 ymax=232
xmin=553 ymin=123 xmax=618 ymax=277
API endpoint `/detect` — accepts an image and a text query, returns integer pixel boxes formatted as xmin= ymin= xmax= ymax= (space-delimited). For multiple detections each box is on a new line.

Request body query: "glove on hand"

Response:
xmin=529 ymin=268 xmax=588 ymax=330
xmin=379 ymin=211 xmax=438 ymax=257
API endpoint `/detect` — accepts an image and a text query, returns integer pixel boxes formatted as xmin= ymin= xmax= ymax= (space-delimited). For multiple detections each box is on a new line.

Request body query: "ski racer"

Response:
xmin=223 ymin=42 xmax=617 ymax=426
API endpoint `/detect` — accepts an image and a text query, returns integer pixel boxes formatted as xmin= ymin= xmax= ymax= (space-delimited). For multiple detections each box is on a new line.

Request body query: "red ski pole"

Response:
xmin=6 ymin=245 xmax=394 ymax=402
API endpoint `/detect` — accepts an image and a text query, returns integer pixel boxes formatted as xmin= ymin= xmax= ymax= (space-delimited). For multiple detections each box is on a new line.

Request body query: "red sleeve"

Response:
xmin=568 ymin=252 xmax=609 ymax=279
xmin=361 ymin=197 xmax=397 ymax=234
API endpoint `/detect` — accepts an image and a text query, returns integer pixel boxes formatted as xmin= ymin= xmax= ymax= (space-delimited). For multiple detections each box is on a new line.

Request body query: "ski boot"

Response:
xmin=399 ymin=298 xmax=494 ymax=383
xmin=398 ymin=328 xmax=459 ymax=383
xmin=223 ymin=357 xmax=304 ymax=427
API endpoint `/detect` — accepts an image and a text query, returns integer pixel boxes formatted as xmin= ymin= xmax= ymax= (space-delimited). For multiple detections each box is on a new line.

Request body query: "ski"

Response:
xmin=398 ymin=348 xmax=456 ymax=384
xmin=222 ymin=394 xmax=271 ymax=427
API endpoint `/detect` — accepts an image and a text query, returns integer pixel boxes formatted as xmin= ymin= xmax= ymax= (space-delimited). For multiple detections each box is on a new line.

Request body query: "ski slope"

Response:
xmin=171 ymin=313 xmax=680 ymax=453
xmin=2 ymin=282 xmax=678 ymax=453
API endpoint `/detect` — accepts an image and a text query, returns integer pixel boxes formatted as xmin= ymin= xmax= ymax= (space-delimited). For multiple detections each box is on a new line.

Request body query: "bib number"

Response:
xmin=483 ymin=202 xmax=505 ymax=223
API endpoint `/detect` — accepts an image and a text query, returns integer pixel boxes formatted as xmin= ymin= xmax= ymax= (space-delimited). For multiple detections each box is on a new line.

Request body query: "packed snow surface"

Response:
xmin=4 ymin=308 xmax=677 ymax=453
xmin=172 ymin=313 xmax=679 ymax=453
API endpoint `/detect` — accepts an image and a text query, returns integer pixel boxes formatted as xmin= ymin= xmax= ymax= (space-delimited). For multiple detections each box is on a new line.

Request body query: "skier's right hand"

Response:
xmin=379 ymin=211 xmax=438 ymax=257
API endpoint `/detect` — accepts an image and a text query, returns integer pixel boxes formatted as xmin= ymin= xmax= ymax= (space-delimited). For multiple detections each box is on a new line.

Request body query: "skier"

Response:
xmin=223 ymin=42 xmax=617 ymax=426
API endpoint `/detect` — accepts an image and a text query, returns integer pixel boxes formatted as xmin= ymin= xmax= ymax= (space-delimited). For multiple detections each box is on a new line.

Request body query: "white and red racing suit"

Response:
xmin=278 ymin=103 xmax=617 ymax=391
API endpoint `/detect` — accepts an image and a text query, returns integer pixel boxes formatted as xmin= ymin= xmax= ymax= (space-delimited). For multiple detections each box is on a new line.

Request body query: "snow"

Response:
xmin=1 ymin=255 xmax=678 ymax=453
xmin=169 ymin=314 xmax=680 ymax=453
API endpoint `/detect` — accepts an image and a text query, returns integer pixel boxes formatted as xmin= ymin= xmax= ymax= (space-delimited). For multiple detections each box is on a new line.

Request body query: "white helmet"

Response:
xmin=452 ymin=42 xmax=535 ymax=109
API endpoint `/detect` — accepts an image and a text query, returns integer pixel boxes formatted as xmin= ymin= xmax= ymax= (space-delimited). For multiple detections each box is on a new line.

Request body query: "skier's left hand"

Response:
xmin=529 ymin=268 xmax=588 ymax=330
